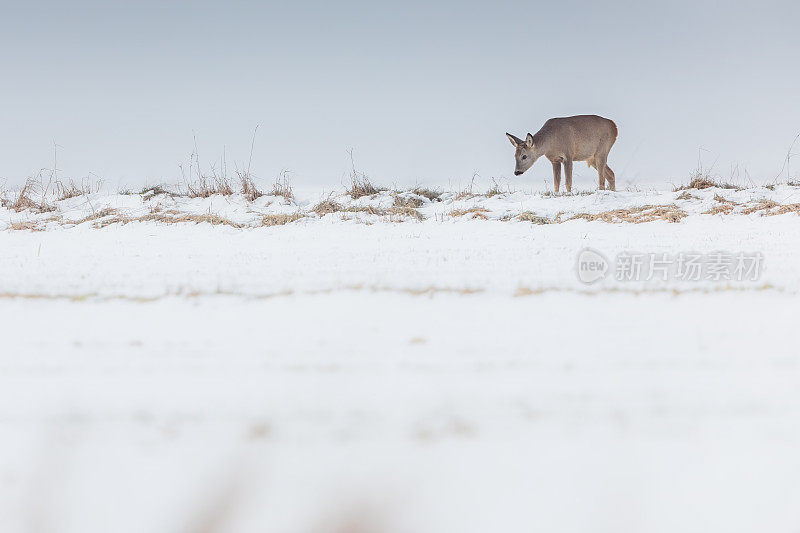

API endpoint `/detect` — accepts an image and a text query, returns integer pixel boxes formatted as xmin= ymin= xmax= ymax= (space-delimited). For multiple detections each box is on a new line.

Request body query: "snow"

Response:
xmin=2 ymin=184 xmax=800 ymax=532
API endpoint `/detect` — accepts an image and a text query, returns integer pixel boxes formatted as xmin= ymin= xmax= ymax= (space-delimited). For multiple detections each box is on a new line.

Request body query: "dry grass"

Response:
xmin=81 ymin=211 xmax=244 ymax=229
xmin=313 ymin=199 xmax=344 ymax=216
xmin=137 ymin=185 xmax=174 ymax=197
xmin=71 ymin=208 xmax=118 ymax=225
xmin=5 ymin=177 xmax=55 ymax=213
xmin=569 ymin=204 xmax=687 ymax=223
xmin=386 ymin=206 xmax=424 ymax=221
xmin=704 ymin=194 xmax=739 ymax=214
xmin=455 ymin=175 xmax=478 ymax=200
xmin=240 ymin=174 xmax=263 ymax=202
xmin=261 ymin=213 xmax=305 ymax=226
xmin=741 ymin=199 xmax=779 ymax=215
xmin=134 ymin=213 xmax=243 ymax=228
xmin=517 ymin=211 xmax=550 ymax=224
xmin=449 ymin=206 xmax=489 ymax=220
xmin=345 ymin=150 xmax=384 ymax=199
xmin=676 ymin=191 xmax=699 ymax=200
xmin=410 ymin=186 xmax=441 ymax=202
xmin=393 ymin=195 xmax=424 ymax=209
xmin=54 ymin=178 xmax=95 ymax=200
xmin=346 ymin=175 xmax=382 ymax=199
xmin=187 ymin=175 xmax=235 ymax=198
xmin=8 ymin=220 xmax=45 ymax=231
xmin=674 ymin=171 xmax=741 ymax=191
xmin=346 ymin=205 xmax=385 ymax=215
xmin=270 ymin=171 xmax=294 ymax=201
xmin=741 ymin=199 xmax=800 ymax=216
xmin=713 ymin=193 xmax=739 ymax=205
xmin=703 ymin=203 xmax=734 ymax=215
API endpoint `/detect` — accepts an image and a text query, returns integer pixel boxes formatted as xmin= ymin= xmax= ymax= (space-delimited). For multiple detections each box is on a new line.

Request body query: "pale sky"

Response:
xmin=1 ymin=0 xmax=799 ymax=191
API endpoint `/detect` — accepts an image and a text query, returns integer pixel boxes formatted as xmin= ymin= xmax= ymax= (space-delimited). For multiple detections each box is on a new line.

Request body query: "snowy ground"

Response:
xmin=2 ymin=184 xmax=800 ymax=532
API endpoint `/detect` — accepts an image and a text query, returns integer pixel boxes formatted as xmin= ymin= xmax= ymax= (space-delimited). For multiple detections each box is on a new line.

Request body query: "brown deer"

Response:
xmin=506 ymin=115 xmax=618 ymax=192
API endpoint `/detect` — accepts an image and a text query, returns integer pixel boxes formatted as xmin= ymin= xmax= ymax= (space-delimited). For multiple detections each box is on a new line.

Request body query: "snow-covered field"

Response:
xmin=2 ymin=183 xmax=800 ymax=532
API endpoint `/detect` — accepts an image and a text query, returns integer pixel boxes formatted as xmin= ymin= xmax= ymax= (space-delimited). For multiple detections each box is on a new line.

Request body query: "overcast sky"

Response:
xmin=1 ymin=0 xmax=799 ymax=191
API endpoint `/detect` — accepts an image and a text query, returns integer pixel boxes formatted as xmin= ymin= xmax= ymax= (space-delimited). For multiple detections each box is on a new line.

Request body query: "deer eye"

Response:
xmin=522 ymin=155 xmax=527 ymax=160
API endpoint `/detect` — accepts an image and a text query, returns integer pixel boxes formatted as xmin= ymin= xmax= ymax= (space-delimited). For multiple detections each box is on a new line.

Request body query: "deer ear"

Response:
xmin=506 ymin=133 xmax=522 ymax=148
xmin=525 ymin=133 xmax=534 ymax=148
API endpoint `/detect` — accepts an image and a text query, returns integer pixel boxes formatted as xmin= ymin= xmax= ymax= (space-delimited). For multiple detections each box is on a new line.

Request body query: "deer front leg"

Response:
xmin=563 ymin=159 xmax=573 ymax=193
xmin=552 ymin=161 xmax=561 ymax=193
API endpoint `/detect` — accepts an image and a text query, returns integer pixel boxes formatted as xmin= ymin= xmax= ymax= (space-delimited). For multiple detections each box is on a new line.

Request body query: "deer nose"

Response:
xmin=514 ymin=170 xmax=522 ymax=176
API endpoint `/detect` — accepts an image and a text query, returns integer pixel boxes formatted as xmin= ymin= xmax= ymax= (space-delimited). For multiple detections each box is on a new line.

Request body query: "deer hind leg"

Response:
xmin=604 ymin=165 xmax=616 ymax=191
xmin=596 ymin=155 xmax=607 ymax=191
xmin=552 ymin=161 xmax=561 ymax=193
xmin=563 ymin=158 xmax=573 ymax=193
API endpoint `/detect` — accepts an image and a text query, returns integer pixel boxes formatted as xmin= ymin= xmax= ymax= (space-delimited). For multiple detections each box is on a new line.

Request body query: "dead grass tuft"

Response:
xmin=6 ymin=177 xmax=55 ymax=213
xmin=54 ymin=178 xmax=95 ymax=200
xmin=313 ymin=199 xmax=344 ymax=216
xmin=138 ymin=185 xmax=174 ymax=197
xmin=270 ymin=171 xmax=294 ymax=201
xmin=127 ymin=213 xmax=243 ymax=228
xmin=187 ymin=175 xmax=235 ymax=198
xmin=386 ymin=206 xmax=424 ymax=221
xmin=240 ymin=174 xmax=263 ymax=202
xmin=674 ymin=171 xmax=741 ymax=192
xmin=741 ymin=199 xmax=800 ymax=216
xmin=346 ymin=205 xmax=386 ymax=215
xmin=345 ymin=149 xmax=384 ymax=199
xmin=449 ymin=206 xmax=489 ymax=220
xmin=676 ymin=191 xmax=699 ymax=200
xmin=261 ymin=213 xmax=305 ymax=226
xmin=347 ymin=175 xmax=382 ymax=199
xmin=410 ymin=186 xmax=441 ymax=201
xmin=393 ymin=195 xmax=424 ymax=209
xmin=569 ymin=204 xmax=687 ymax=224
xmin=72 ymin=208 xmax=118 ymax=225
xmin=703 ymin=204 xmax=734 ymax=215
xmin=517 ymin=211 xmax=550 ymax=224
xmin=8 ymin=221 xmax=44 ymax=231
xmin=713 ymin=193 xmax=739 ymax=205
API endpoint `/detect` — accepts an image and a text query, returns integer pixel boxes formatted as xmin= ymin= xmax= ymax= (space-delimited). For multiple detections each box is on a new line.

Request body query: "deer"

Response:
xmin=506 ymin=115 xmax=618 ymax=192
